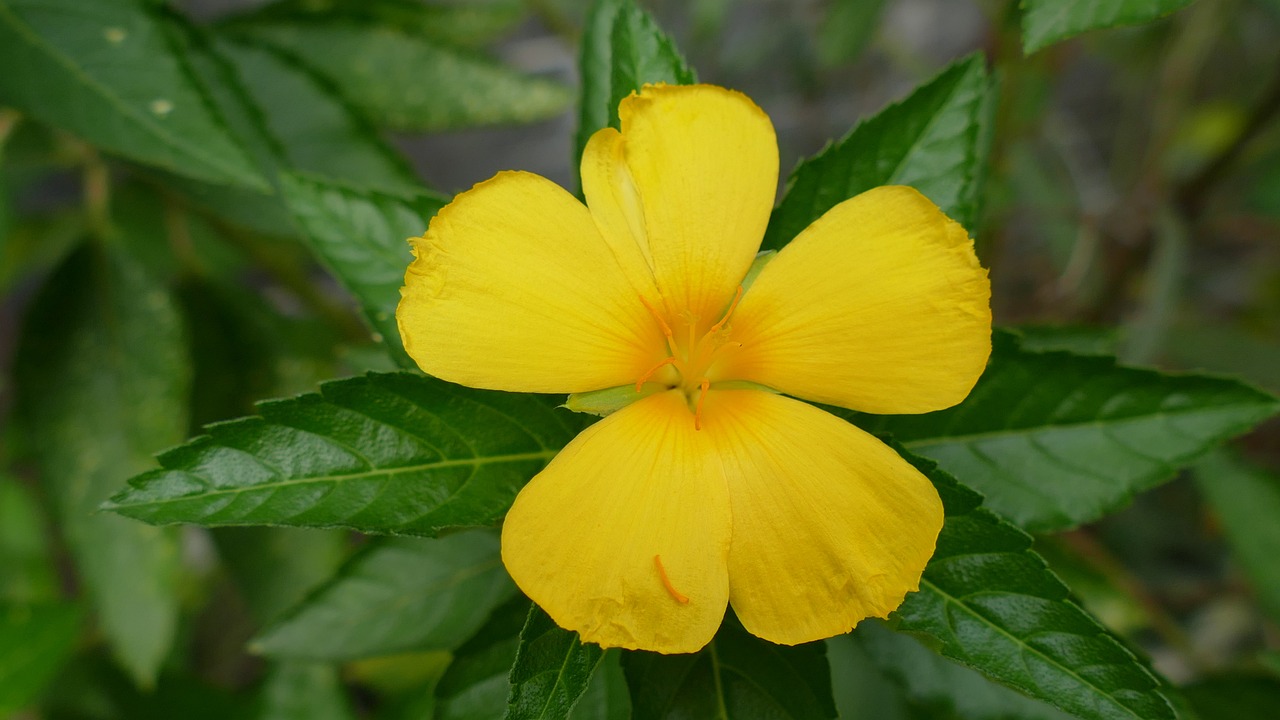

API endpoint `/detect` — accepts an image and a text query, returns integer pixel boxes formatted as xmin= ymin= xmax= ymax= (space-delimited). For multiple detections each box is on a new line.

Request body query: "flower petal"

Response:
xmin=501 ymin=391 xmax=731 ymax=653
xmin=397 ymin=171 xmax=663 ymax=393
xmin=703 ymin=390 xmax=943 ymax=645
xmin=721 ymin=186 xmax=991 ymax=414
xmin=583 ymin=84 xmax=779 ymax=329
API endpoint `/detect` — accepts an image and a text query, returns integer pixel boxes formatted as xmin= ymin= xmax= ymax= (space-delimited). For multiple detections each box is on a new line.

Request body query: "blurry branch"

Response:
xmin=1176 ymin=63 xmax=1280 ymax=220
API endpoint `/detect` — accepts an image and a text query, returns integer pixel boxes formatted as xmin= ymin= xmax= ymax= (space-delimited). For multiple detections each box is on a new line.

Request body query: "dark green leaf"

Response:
xmin=1193 ymin=450 xmax=1280 ymax=624
xmin=1012 ymin=325 xmax=1119 ymax=356
xmin=215 ymin=527 xmax=349 ymax=626
xmin=1181 ymin=673 xmax=1280 ymax=720
xmin=567 ymin=651 xmax=630 ymax=720
xmin=104 ymin=371 xmax=588 ymax=535
xmin=234 ymin=22 xmax=572 ymax=133
xmin=575 ymin=0 xmax=696 ymax=171
xmin=1021 ymin=0 xmax=1195 ymax=54
xmin=893 ymin=449 xmax=1174 ymax=720
xmin=228 ymin=0 xmax=526 ymax=48
xmin=435 ymin=596 xmax=532 ymax=720
xmin=763 ymin=53 xmax=993 ymax=251
xmin=15 ymin=244 xmax=188 ymax=687
xmin=0 ymin=476 xmax=58 ymax=603
xmin=504 ymin=607 xmax=604 ymax=720
xmin=0 ymin=603 xmax=82 ymax=714
xmin=854 ymin=621 xmax=1074 ymax=720
xmin=841 ymin=331 xmax=1280 ymax=531
xmin=825 ymin=633 xmax=923 ymax=720
xmin=256 ymin=662 xmax=357 ymax=720
xmin=0 ymin=0 xmax=265 ymax=188
xmin=252 ymin=532 xmax=515 ymax=660
xmin=276 ymin=171 xmax=447 ymax=363
xmin=622 ymin=616 xmax=836 ymax=720
xmin=211 ymin=34 xmax=422 ymax=196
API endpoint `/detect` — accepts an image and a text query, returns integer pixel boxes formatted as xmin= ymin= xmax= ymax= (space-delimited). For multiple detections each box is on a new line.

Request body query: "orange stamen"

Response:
xmin=694 ymin=378 xmax=710 ymax=431
xmin=635 ymin=356 xmax=677 ymax=392
xmin=708 ymin=285 xmax=744 ymax=335
xmin=654 ymin=555 xmax=689 ymax=604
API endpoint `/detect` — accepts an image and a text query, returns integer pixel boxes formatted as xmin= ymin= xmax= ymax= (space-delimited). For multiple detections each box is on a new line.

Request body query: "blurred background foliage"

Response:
xmin=2 ymin=0 xmax=1280 ymax=718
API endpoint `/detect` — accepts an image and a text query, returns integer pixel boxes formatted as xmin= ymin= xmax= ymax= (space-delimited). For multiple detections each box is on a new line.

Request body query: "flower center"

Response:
xmin=635 ymin=287 xmax=744 ymax=429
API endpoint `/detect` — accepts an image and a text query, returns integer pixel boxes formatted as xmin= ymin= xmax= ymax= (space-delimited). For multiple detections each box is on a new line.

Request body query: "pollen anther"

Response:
xmin=654 ymin=555 xmax=690 ymax=604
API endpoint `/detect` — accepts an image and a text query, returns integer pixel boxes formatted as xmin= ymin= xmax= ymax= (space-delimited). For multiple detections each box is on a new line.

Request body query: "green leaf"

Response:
xmin=0 ymin=476 xmax=58 ymax=603
xmin=504 ymin=607 xmax=604 ymax=720
xmin=210 ymin=34 xmax=422 ymax=196
xmin=1181 ymin=673 xmax=1280 ymax=720
xmin=228 ymin=0 xmax=526 ymax=48
xmin=1021 ymin=0 xmax=1195 ymax=54
xmin=621 ymin=616 xmax=837 ymax=720
xmin=104 ymin=371 xmax=588 ymax=535
xmin=233 ymin=21 xmax=572 ymax=133
xmin=256 ymin=662 xmax=357 ymax=720
xmin=15 ymin=244 xmax=188 ymax=687
xmin=762 ymin=53 xmax=993 ymax=251
xmin=853 ymin=621 xmax=1075 ymax=720
xmin=435 ymin=596 xmax=532 ymax=720
xmin=841 ymin=331 xmax=1280 ymax=531
xmin=0 ymin=0 xmax=265 ymax=189
xmin=575 ymin=0 xmax=696 ymax=170
xmin=214 ymin=527 xmax=349 ymax=626
xmin=567 ymin=651 xmax=630 ymax=720
xmin=816 ymin=0 xmax=888 ymax=67
xmin=0 ymin=603 xmax=83 ymax=714
xmin=1012 ymin=325 xmax=1119 ymax=356
xmin=252 ymin=532 xmax=515 ymax=660
xmin=1193 ymin=450 xmax=1280 ymax=624
xmin=892 ymin=449 xmax=1175 ymax=720
xmin=276 ymin=171 xmax=447 ymax=363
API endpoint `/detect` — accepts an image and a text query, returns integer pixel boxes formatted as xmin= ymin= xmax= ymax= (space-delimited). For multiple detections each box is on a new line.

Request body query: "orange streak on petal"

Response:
xmin=654 ymin=555 xmax=690 ymax=604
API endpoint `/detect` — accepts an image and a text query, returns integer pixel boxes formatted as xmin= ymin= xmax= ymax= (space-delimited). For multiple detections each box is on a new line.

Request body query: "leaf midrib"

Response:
xmin=107 ymin=449 xmax=559 ymax=509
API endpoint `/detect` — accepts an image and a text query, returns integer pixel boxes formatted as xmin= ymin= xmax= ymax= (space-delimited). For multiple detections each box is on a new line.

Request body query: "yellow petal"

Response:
xmin=397 ymin=171 xmax=663 ymax=393
xmin=582 ymin=84 xmax=779 ymax=331
xmin=501 ymin=391 xmax=731 ymax=653
xmin=722 ymin=186 xmax=991 ymax=414
xmin=702 ymin=390 xmax=943 ymax=645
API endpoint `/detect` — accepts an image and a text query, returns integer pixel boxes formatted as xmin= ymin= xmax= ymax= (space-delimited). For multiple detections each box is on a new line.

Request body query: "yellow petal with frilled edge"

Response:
xmin=584 ymin=84 xmax=779 ymax=330
xmin=501 ymin=391 xmax=731 ymax=653
xmin=397 ymin=171 xmax=664 ymax=393
xmin=702 ymin=390 xmax=943 ymax=645
xmin=721 ymin=186 xmax=991 ymax=414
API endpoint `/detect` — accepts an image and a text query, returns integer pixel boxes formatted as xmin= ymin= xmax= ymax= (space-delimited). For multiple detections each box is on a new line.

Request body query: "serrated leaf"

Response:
xmin=567 ymin=651 xmax=630 ymax=720
xmin=15 ymin=244 xmax=187 ymax=688
xmin=892 ymin=449 xmax=1174 ymax=720
xmin=1021 ymin=0 xmax=1194 ymax=54
xmin=621 ymin=616 xmax=837 ymax=720
xmin=233 ymin=21 xmax=572 ymax=133
xmin=1181 ymin=673 xmax=1280 ymax=720
xmin=762 ymin=53 xmax=993 ymax=251
xmin=435 ymin=596 xmax=532 ymax=720
xmin=252 ymin=532 xmax=515 ymax=660
xmin=840 ymin=331 xmax=1280 ymax=531
xmin=276 ymin=172 xmax=447 ymax=363
xmin=1193 ymin=450 xmax=1280 ymax=624
xmin=574 ymin=0 xmax=696 ymax=171
xmin=504 ymin=607 xmax=604 ymax=720
xmin=0 ymin=603 xmax=83 ymax=714
xmin=0 ymin=0 xmax=265 ymax=189
xmin=256 ymin=662 xmax=357 ymax=720
xmin=853 ymin=621 xmax=1074 ymax=720
xmin=229 ymin=0 xmax=526 ymax=48
xmin=104 ymin=371 xmax=588 ymax=535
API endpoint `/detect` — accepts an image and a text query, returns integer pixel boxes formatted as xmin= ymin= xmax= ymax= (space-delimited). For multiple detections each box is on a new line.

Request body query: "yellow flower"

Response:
xmin=397 ymin=84 xmax=991 ymax=654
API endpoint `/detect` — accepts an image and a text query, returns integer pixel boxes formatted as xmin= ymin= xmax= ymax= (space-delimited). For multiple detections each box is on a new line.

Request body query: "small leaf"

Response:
xmin=840 ymin=331 xmax=1280 ymax=531
xmin=763 ymin=53 xmax=993 ymax=251
xmin=504 ymin=607 xmax=604 ymax=720
xmin=1021 ymin=0 xmax=1195 ymax=54
xmin=622 ymin=616 xmax=837 ymax=720
xmin=15 ymin=244 xmax=188 ymax=687
xmin=252 ymin=532 xmax=515 ymax=660
xmin=276 ymin=171 xmax=447 ymax=363
xmin=575 ymin=0 xmax=696 ymax=170
xmin=0 ymin=603 xmax=83 ymax=714
xmin=256 ymin=662 xmax=357 ymax=720
xmin=436 ymin=596 xmax=532 ymax=720
xmin=853 ymin=621 xmax=1074 ymax=720
xmin=1193 ymin=450 xmax=1280 ymax=623
xmin=816 ymin=0 xmax=888 ymax=67
xmin=0 ymin=0 xmax=265 ymax=188
xmin=234 ymin=21 xmax=572 ymax=132
xmin=893 ymin=449 xmax=1175 ymax=720
xmin=104 ymin=372 xmax=589 ymax=536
